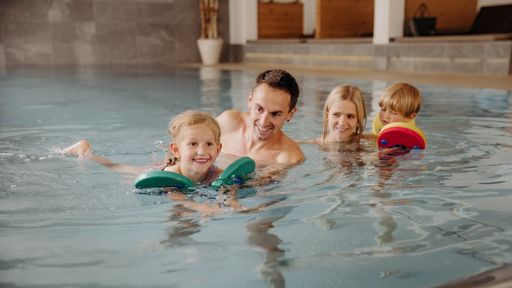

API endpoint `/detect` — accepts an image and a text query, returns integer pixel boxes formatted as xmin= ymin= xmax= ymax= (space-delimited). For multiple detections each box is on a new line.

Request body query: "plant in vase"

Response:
xmin=197 ymin=0 xmax=223 ymax=65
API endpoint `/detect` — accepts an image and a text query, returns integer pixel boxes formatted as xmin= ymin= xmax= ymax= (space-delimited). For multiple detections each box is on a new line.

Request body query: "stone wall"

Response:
xmin=376 ymin=41 xmax=512 ymax=75
xmin=243 ymin=39 xmax=512 ymax=76
xmin=0 ymin=0 xmax=229 ymax=70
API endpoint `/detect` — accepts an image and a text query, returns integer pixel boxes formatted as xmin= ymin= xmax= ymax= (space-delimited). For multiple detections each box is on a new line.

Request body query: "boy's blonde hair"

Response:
xmin=379 ymin=83 xmax=421 ymax=118
xmin=168 ymin=110 xmax=221 ymax=144
xmin=322 ymin=85 xmax=367 ymax=141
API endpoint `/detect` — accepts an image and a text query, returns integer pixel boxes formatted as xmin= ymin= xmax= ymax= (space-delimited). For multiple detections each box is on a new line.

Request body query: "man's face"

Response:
xmin=248 ymin=84 xmax=296 ymax=141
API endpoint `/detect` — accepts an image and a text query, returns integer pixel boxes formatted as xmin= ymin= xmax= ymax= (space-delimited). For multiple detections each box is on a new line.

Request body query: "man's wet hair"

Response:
xmin=255 ymin=69 xmax=300 ymax=111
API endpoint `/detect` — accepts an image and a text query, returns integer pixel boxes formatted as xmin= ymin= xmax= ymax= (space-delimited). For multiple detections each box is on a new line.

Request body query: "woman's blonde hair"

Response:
xmin=322 ymin=85 xmax=367 ymax=142
xmin=379 ymin=83 xmax=421 ymax=118
xmin=168 ymin=110 xmax=221 ymax=144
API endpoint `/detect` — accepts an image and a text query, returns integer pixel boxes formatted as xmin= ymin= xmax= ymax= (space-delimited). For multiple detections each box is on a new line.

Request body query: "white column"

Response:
xmin=373 ymin=0 xmax=405 ymax=44
xmin=229 ymin=0 xmax=258 ymax=44
xmin=303 ymin=0 xmax=316 ymax=35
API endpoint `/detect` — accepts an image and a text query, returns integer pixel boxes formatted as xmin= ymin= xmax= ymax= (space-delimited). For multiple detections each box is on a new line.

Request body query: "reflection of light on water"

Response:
xmin=228 ymin=70 xmax=254 ymax=110
xmin=199 ymin=67 xmax=222 ymax=111
xmin=151 ymin=140 xmax=167 ymax=163
xmin=370 ymin=80 xmax=388 ymax=119
xmin=199 ymin=67 xmax=222 ymax=86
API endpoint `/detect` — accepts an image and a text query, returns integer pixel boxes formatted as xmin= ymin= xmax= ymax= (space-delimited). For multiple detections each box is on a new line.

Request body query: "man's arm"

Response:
xmin=278 ymin=149 xmax=304 ymax=166
xmin=251 ymin=147 xmax=304 ymax=186
xmin=276 ymin=139 xmax=304 ymax=166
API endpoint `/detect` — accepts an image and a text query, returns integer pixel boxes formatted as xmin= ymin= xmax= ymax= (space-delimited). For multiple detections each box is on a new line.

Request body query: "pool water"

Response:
xmin=1 ymin=68 xmax=511 ymax=287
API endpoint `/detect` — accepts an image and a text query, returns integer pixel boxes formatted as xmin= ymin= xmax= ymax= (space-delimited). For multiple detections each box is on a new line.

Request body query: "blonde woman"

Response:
xmin=313 ymin=84 xmax=367 ymax=144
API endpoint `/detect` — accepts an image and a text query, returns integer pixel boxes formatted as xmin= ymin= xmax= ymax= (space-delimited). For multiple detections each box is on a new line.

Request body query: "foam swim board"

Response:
xmin=133 ymin=170 xmax=194 ymax=189
xmin=211 ymin=156 xmax=256 ymax=190
xmin=377 ymin=121 xmax=427 ymax=150
xmin=133 ymin=156 xmax=256 ymax=191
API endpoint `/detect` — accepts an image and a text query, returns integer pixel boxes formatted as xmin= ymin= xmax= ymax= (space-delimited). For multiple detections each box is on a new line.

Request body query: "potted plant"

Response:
xmin=197 ymin=0 xmax=223 ymax=65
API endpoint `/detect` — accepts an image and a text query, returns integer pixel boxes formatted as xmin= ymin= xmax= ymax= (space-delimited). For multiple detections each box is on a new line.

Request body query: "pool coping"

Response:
xmin=179 ymin=62 xmax=512 ymax=90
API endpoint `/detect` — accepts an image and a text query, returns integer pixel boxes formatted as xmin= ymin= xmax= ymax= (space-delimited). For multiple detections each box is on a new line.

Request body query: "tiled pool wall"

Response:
xmin=1 ymin=1 xmax=510 ymax=76
xmin=0 ymin=0 xmax=230 ymax=71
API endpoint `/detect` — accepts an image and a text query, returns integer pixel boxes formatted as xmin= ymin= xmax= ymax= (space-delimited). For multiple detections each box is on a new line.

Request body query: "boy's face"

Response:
xmin=248 ymin=83 xmax=296 ymax=141
xmin=379 ymin=105 xmax=415 ymax=126
xmin=326 ymin=99 xmax=358 ymax=142
xmin=171 ymin=124 xmax=221 ymax=175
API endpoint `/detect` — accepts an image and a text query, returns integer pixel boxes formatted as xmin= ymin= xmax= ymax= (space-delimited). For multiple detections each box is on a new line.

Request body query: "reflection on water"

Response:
xmin=199 ymin=67 xmax=223 ymax=114
xmin=246 ymin=208 xmax=291 ymax=288
xmin=0 ymin=69 xmax=512 ymax=287
xmin=161 ymin=205 xmax=202 ymax=247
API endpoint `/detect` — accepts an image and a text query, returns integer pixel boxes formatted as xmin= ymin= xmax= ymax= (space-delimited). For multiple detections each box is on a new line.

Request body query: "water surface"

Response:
xmin=1 ymin=68 xmax=511 ymax=287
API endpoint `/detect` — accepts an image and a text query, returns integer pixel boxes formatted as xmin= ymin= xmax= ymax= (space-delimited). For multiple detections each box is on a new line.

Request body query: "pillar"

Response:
xmin=373 ymin=0 xmax=405 ymax=44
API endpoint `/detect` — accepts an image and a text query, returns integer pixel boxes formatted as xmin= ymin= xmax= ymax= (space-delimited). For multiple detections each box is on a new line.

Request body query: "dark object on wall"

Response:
xmin=470 ymin=4 xmax=512 ymax=34
xmin=409 ymin=3 xmax=437 ymax=36
xmin=435 ymin=4 xmax=512 ymax=36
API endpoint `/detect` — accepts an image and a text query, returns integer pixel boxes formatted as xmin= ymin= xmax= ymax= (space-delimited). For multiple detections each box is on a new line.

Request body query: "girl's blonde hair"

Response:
xmin=322 ymin=85 xmax=367 ymax=142
xmin=379 ymin=83 xmax=421 ymax=118
xmin=168 ymin=110 xmax=221 ymax=144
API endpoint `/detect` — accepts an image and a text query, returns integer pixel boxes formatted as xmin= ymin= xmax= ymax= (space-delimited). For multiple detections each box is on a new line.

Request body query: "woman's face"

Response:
xmin=326 ymin=99 xmax=358 ymax=143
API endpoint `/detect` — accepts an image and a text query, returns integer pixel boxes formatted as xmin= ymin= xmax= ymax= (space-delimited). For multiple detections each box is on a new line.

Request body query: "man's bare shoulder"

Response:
xmin=217 ymin=110 xmax=246 ymax=132
xmin=217 ymin=109 xmax=243 ymax=121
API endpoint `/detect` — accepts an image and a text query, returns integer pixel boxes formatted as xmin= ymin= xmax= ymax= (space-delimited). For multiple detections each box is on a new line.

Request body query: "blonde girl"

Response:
xmin=164 ymin=110 xmax=222 ymax=185
xmin=64 ymin=110 xmax=223 ymax=185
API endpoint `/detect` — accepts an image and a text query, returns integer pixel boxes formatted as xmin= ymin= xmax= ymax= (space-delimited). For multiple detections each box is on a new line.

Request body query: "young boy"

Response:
xmin=372 ymin=82 xmax=422 ymax=135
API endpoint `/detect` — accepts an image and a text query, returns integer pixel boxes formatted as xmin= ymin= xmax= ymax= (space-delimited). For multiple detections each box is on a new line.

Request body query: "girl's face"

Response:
xmin=171 ymin=124 xmax=221 ymax=179
xmin=379 ymin=105 xmax=412 ymax=125
xmin=326 ymin=99 xmax=358 ymax=143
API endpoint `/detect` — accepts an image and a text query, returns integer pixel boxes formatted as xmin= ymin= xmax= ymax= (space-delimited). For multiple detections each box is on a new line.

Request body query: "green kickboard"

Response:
xmin=211 ymin=156 xmax=256 ymax=190
xmin=133 ymin=156 xmax=255 ymax=191
xmin=133 ymin=170 xmax=194 ymax=189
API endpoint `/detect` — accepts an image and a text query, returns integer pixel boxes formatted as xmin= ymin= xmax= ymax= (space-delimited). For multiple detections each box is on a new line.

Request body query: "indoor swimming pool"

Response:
xmin=1 ymin=67 xmax=511 ymax=287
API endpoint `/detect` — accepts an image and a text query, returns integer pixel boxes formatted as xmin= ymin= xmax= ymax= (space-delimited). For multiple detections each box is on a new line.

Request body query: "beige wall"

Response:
xmin=478 ymin=0 xmax=512 ymax=8
xmin=0 ymin=0 xmax=229 ymax=69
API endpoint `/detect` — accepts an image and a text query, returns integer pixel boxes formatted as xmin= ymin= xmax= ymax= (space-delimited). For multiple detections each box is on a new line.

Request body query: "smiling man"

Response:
xmin=216 ymin=69 xmax=304 ymax=167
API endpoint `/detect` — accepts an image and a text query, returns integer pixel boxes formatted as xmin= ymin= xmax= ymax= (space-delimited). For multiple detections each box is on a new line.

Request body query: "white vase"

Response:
xmin=197 ymin=38 xmax=223 ymax=65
